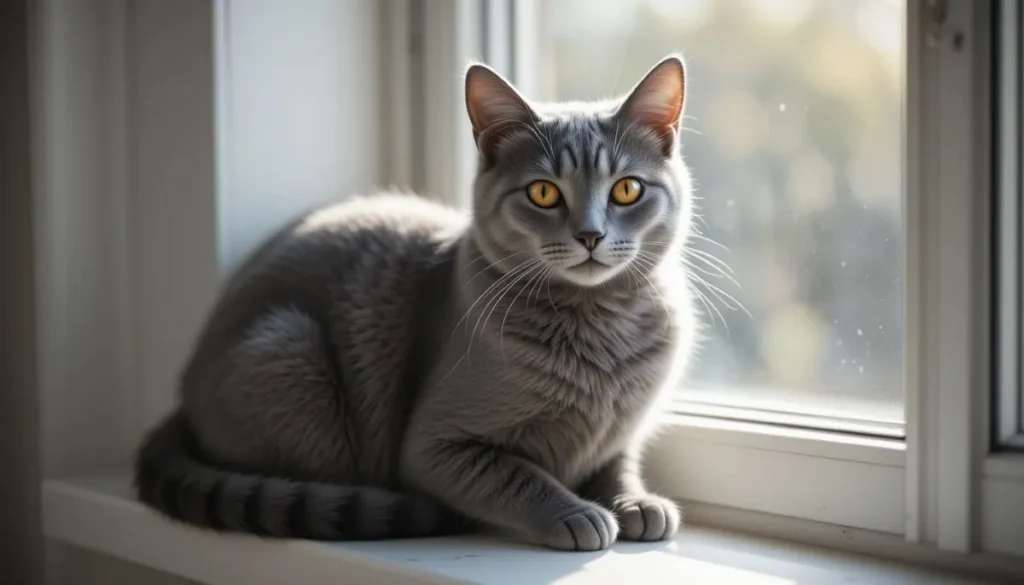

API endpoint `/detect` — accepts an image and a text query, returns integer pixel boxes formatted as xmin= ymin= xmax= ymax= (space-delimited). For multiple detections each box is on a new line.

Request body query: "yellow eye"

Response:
xmin=527 ymin=180 xmax=561 ymax=208
xmin=611 ymin=177 xmax=644 ymax=205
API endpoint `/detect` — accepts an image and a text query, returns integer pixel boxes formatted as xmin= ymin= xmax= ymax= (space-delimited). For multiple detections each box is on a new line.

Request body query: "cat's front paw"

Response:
xmin=613 ymin=494 xmax=680 ymax=541
xmin=536 ymin=503 xmax=618 ymax=551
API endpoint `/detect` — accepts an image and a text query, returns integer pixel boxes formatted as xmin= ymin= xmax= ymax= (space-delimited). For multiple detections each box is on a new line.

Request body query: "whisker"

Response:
xmin=632 ymin=245 xmax=744 ymax=329
xmin=481 ymin=262 xmax=543 ymax=359
xmin=500 ymin=264 xmax=549 ymax=358
xmin=688 ymin=233 xmax=732 ymax=252
xmin=682 ymin=258 xmax=742 ymax=289
xmin=453 ymin=259 xmax=537 ymax=336
xmin=686 ymin=247 xmax=737 ymax=277
xmin=691 ymin=281 xmax=727 ymax=331
xmin=527 ymin=264 xmax=552 ymax=309
xmin=628 ymin=255 xmax=670 ymax=321
xmin=687 ymin=270 xmax=750 ymax=317
xmin=461 ymin=251 xmax=524 ymax=291
xmin=462 ymin=260 xmax=542 ymax=362
xmin=545 ymin=268 xmax=560 ymax=315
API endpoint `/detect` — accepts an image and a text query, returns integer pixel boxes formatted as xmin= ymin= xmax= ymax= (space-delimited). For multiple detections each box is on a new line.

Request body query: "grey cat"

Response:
xmin=135 ymin=55 xmax=697 ymax=551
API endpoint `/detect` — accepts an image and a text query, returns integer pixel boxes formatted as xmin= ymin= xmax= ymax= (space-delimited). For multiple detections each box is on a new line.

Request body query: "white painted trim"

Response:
xmin=903 ymin=0 xmax=928 ymax=544
xmin=980 ymin=475 xmax=1024 ymax=557
xmin=686 ymin=499 xmax=1024 ymax=583
xmin=995 ymin=0 xmax=1024 ymax=447
xmin=980 ymin=455 xmax=1024 ymax=556
xmin=43 ymin=475 xmax=1024 ymax=584
xmin=984 ymin=453 xmax=1024 ymax=480
xmin=482 ymin=0 xmax=512 ymax=76
xmin=662 ymin=415 xmax=905 ymax=466
xmin=645 ymin=419 xmax=905 ymax=535
xmin=128 ymin=0 xmax=222 ymax=431
xmin=509 ymin=0 xmax=541 ymax=99
xmin=931 ymin=0 xmax=993 ymax=553
xmin=904 ymin=0 xmax=994 ymax=553
xmin=32 ymin=0 xmax=139 ymax=475
xmin=417 ymin=0 xmax=482 ymax=207
xmin=379 ymin=0 xmax=414 ymax=189
xmin=1017 ymin=0 xmax=1024 ymax=441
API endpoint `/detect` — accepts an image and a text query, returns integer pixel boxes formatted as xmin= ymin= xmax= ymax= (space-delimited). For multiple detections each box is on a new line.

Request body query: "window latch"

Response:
xmin=926 ymin=0 xmax=949 ymax=47
xmin=926 ymin=0 xmax=965 ymax=52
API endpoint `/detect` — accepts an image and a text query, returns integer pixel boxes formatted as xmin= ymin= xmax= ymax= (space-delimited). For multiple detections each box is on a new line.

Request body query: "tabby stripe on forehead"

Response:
xmin=243 ymin=482 xmax=269 ymax=535
xmin=204 ymin=479 xmax=227 ymax=529
xmin=559 ymin=146 xmax=579 ymax=176
xmin=593 ymin=143 xmax=609 ymax=175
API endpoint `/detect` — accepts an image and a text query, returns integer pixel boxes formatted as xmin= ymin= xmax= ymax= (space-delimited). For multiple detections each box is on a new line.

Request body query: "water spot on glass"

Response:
xmin=841 ymin=261 xmax=847 ymax=268
xmin=726 ymin=199 xmax=735 ymax=207
xmin=858 ymin=365 xmax=865 ymax=374
xmin=857 ymin=328 xmax=863 ymax=336
xmin=779 ymin=103 xmax=787 ymax=112
xmin=833 ymin=319 xmax=839 ymax=324
xmin=836 ymin=340 xmax=843 ymax=346
xmin=841 ymin=358 xmax=847 ymax=365
xmin=878 ymin=325 xmax=884 ymax=331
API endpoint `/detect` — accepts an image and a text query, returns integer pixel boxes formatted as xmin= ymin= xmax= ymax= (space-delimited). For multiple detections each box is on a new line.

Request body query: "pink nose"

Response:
xmin=574 ymin=231 xmax=605 ymax=251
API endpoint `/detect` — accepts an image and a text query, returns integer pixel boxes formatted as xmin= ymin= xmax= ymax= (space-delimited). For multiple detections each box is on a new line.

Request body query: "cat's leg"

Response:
xmin=578 ymin=453 xmax=680 ymax=541
xmin=174 ymin=307 xmax=463 ymax=539
xmin=402 ymin=439 xmax=618 ymax=551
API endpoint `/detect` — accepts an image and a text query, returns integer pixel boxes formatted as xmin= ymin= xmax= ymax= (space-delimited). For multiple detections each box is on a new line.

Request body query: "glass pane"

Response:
xmin=995 ymin=0 xmax=1023 ymax=446
xmin=537 ymin=0 xmax=905 ymax=424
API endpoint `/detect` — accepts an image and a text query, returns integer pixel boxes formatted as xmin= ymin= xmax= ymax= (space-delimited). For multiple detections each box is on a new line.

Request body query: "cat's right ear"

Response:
xmin=465 ymin=64 xmax=538 ymax=161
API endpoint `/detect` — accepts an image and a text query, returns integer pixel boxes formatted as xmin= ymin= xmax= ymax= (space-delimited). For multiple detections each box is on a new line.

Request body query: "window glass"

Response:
xmin=537 ymin=0 xmax=906 ymax=424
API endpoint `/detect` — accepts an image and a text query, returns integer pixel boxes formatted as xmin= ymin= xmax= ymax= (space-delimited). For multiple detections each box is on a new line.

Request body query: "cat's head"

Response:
xmin=466 ymin=55 xmax=692 ymax=288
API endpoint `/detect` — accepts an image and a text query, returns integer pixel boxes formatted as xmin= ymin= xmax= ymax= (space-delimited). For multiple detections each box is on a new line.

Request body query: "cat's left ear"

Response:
xmin=465 ymin=63 xmax=539 ymax=161
xmin=615 ymin=55 xmax=686 ymax=156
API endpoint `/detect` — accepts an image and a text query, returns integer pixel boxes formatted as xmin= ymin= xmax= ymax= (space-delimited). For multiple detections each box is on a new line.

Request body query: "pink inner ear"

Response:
xmin=620 ymin=58 xmax=686 ymax=136
xmin=465 ymin=66 xmax=536 ymax=140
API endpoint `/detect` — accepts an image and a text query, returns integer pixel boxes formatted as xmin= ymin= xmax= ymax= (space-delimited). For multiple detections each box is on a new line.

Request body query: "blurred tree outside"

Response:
xmin=539 ymin=0 xmax=905 ymax=422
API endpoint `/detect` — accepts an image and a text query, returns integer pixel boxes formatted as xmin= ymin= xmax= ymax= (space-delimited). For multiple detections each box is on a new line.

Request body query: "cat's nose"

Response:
xmin=574 ymin=231 xmax=605 ymax=251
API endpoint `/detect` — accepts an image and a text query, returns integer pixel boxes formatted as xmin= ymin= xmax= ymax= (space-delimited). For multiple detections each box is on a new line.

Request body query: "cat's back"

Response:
xmin=185 ymin=193 xmax=467 ymax=382
xmin=239 ymin=193 xmax=465 ymax=286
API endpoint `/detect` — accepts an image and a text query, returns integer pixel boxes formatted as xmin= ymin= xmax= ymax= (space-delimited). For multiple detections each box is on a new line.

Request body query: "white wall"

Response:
xmin=30 ymin=0 xmax=383 ymax=582
xmin=217 ymin=0 xmax=381 ymax=273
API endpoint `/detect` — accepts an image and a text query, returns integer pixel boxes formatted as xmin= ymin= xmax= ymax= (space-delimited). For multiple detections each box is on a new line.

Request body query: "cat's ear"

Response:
xmin=465 ymin=63 xmax=538 ymax=160
xmin=615 ymin=55 xmax=686 ymax=156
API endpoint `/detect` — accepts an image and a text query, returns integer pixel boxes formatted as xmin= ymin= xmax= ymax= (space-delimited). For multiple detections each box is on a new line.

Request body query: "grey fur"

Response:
xmin=135 ymin=55 xmax=696 ymax=550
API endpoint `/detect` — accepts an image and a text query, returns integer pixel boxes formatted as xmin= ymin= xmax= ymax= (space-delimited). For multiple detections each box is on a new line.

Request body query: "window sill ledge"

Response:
xmin=44 ymin=474 xmax=987 ymax=585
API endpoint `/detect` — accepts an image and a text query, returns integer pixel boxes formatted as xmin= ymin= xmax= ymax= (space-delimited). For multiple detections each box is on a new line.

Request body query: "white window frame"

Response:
xmin=392 ymin=0 xmax=1024 ymax=557
xmin=995 ymin=0 xmax=1024 ymax=450
xmin=28 ymin=0 xmax=1024 ymax=580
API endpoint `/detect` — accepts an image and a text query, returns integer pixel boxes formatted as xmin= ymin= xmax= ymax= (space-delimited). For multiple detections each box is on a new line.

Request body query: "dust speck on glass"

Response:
xmin=536 ymin=0 xmax=905 ymax=423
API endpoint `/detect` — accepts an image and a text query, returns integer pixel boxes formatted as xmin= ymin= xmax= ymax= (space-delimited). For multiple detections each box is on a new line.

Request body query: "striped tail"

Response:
xmin=133 ymin=412 xmax=466 ymax=540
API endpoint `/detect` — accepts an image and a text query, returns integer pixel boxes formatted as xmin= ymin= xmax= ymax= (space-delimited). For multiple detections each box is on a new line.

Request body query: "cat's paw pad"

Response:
xmin=538 ymin=504 xmax=618 ymax=551
xmin=613 ymin=494 xmax=680 ymax=541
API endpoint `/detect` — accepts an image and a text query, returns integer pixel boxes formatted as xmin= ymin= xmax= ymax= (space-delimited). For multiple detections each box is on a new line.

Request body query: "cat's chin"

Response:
xmin=557 ymin=259 xmax=621 ymax=287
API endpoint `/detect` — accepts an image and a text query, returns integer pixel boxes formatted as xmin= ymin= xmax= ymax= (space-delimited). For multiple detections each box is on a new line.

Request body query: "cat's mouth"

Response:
xmin=567 ymin=258 xmax=609 ymax=270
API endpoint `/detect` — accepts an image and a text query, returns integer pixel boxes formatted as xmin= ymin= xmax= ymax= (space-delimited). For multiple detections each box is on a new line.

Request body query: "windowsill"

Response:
xmin=43 ymin=474 xmax=987 ymax=585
